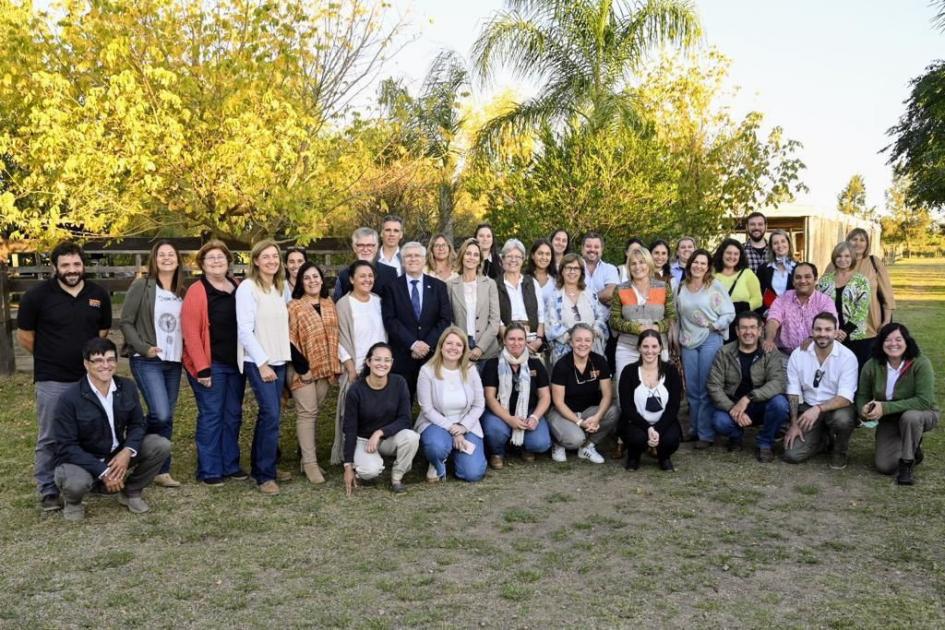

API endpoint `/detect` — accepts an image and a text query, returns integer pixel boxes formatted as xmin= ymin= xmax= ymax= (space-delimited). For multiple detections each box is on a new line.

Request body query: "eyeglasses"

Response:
xmin=204 ymin=255 xmax=228 ymax=262
xmin=504 ymin=255 xmax=523 ymax=262
xmin=354 ymin=242 xmax=377 ymax=249
xmin=88 ymin=357 xmax=118 ymax=366
xmin=563 ymin=266 xmax=582 ymax=273
xmin=572 ymin=366 xmax=600 ymax=385
xmin=813 ymin=369 xmax=824 ymax=388
xmin=571 ymin=303 xmax=582 ymax=320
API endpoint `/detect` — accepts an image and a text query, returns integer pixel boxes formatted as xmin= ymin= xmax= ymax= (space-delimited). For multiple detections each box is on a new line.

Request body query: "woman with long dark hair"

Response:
xmin=476 ymin=223 xmax=501 ymax=280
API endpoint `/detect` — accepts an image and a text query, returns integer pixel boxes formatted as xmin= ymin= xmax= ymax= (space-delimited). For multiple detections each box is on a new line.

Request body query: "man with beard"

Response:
xmin=782 ymin=312 xmax=858 ymax=469
xmin=17 ymin=241 xmax=112 ymax=511
xmin=743 ymin=212 xmax=769 ymax=273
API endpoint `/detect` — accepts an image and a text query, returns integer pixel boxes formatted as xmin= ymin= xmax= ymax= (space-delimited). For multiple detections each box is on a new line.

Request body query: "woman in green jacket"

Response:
xmin=856 ymin=322 xmax=939 ymax=485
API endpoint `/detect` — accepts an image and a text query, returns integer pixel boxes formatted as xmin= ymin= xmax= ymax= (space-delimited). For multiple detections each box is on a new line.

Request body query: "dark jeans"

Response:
xmin=188 ymin=361 xmax=246 ymax=480
xmin=130 ymin=356 xmax=182 ymax=475
xmin=712 ymin=395 xmax=790 ymax=449
xmin=244 ymin=362 xmax=287 ymax=484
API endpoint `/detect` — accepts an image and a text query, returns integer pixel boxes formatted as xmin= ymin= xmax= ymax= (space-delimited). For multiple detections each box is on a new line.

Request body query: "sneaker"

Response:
xmin=489 ymin=454 xmax=505 ymax=470
xmin=226 ymin=469 xmax=249 ymax=481
xmin=551 ymin=444 xmax=567 ymax=463
xmin=153 ymin=473 xmax=181 ymax=488
xmin=391 ymin=480 xmax=407 ymax=493
xmin=578 ymin=443 xmax=605 ymax=464
xmin=117 ymin=491 xmax=150 ymax=514
xmin=41 ymin=494 xmax=63 ymax=512
xmin=203 ymin=477 xmax=225 ymax=486
xmin=521 ymin=451 xmax=535 ymax=463
xmin=830 ymin=452 xmax=848 ymax=470
xmin=276 ymin=469 xmax=293 ymax=482
xmin=896 ymin=459 xmax=914 ymax=485
xmin=659 ymin=458 xmax=675 ymax=472
xmin=62 ymin=502 xmax=85 ymax=522
xmin=756 ymin=447 xmax=775 ymax=463
xmin=258 ymin=480 xmax=280 ymax=495
xmin=726 ymin=438 xmax=743 ymax=453
xmin=426 ymin=463 xmax=441 ymax=483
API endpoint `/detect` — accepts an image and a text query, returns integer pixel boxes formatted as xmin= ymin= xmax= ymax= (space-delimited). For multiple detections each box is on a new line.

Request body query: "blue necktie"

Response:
xmin=410 ymin=279 xmax=421 ymax=320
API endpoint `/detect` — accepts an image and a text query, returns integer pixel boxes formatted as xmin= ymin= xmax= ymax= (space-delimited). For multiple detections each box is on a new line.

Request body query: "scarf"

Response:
xmin=288 ymin=294 xmax=341 ymax=389
xmin=498 ymin=348 xmax=531 ymax=446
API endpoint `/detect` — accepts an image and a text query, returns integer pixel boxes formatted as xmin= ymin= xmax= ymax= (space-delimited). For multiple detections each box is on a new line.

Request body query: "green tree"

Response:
xmin=881 ymin=176 xmax=933 ymax=257
xmin=471 ymin=0 xmax=700 ymax=154
xmin=837 ymin=174 xmax=876 ymax=220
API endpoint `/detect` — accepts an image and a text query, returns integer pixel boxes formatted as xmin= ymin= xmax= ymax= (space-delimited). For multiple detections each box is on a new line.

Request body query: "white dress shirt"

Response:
xmin=503 ymin=276 xmax=546 ymax=324
xmin=378 ymin=248 xmax=402 ymax=275
xmin=787 ymin=342 xmax=858 ymax=406
xmin=88 ymin=376 xmax=120 ymax=453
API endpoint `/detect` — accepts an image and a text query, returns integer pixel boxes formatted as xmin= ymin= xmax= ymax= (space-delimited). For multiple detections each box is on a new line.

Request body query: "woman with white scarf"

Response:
xmin=757 ymin=229 xmax=796 ymax=317
xmin=481 ymin=323 xmax=552 ymax=469
xmin=544 ymin=253 xmax=609 ymax=366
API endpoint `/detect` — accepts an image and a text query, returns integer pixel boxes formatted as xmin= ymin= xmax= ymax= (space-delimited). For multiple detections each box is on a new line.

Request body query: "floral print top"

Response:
xmin=816 ymin=271 xmax=871 ymax=341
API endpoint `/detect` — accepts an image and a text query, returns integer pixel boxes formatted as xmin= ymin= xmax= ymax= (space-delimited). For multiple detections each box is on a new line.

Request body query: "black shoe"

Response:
xmin=659 ymin=458 xmax=675 ymax=471
xmin=727 ymin=438 xmax=743 ymax=453
xmin=391 ymin=481 xmax=407 ymax=493
xmin=203 ymin=477 xmax=225 ymax=486
xmin=693 ymin=440 xmax=713 ymax=450
xmin=41 ymin=494 xmax=63 ymax=512
xmin=756 ymin=447 xmax=775 ymax=463
xmin=914 ymin=445 xmax=924 ymax=466
xmin=896 ymin=459 xmax=914 ymax=485
xmin=225 ymin=469 xmax=249 ymax=481
xmin=682 ymin=433 xmax=698 ymax=443
xmin=625 ymin=452 xmax=641 ymax=471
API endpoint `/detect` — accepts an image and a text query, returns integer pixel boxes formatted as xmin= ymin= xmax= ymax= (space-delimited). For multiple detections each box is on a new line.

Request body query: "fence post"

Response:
xmin=0 ymin=263 xmax=16 ymax=376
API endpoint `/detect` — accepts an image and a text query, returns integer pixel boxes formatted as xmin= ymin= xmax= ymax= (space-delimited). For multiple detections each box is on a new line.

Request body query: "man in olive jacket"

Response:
xmin=53 ymin=338 xmax=171 ymax=521
xmin=708 ymin=311 xmax=789 ymax=462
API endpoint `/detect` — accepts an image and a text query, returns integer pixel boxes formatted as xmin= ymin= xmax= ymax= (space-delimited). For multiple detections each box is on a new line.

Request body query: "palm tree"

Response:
xmin=472 ymin=0 xmax=701 ymax=153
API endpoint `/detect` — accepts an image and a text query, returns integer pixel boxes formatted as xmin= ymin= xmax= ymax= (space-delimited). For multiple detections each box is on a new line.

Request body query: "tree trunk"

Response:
xmin=437 ymin=180 xmax=454 ymax=239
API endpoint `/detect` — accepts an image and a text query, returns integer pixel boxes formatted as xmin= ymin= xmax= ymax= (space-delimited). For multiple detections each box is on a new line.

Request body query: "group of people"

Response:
xmin=16 ymin=211 xmax=938 ymax=521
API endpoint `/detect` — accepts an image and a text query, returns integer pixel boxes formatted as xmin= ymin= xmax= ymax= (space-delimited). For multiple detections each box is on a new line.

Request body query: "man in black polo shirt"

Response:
xmin=17 ymin=241 xmax=112 ymax=511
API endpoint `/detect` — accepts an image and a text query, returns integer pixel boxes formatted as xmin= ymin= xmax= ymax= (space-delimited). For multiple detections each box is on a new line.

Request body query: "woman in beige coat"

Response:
xmin=447 ymin=238 xmax=501 ymax=369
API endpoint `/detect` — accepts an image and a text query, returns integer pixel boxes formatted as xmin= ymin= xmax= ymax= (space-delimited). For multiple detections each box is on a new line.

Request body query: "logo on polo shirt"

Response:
xmin=88 ymin=299 xmax=102 ymax=308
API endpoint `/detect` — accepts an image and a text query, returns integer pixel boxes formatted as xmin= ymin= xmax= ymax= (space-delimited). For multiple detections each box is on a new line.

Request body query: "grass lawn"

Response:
xmin=1 ymin=259 xmax=944 ymax=628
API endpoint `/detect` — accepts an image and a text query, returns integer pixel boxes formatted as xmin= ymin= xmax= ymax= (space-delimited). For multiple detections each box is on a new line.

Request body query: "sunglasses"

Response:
xmin=813 ymin=369 xmax=824 ymax=388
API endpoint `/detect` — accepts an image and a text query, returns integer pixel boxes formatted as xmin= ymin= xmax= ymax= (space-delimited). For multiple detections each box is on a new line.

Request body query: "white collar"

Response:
xmin=87 ymin=375 xmax=117 ymax=397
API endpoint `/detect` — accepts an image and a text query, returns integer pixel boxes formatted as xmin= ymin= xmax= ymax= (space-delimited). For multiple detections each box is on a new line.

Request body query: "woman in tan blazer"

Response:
xmin=447 ymin=238 xmax=502 ymax=367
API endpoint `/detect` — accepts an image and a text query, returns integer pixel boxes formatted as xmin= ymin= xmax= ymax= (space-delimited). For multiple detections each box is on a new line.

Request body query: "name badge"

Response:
xmin=88 ymin=299 xmax=102 ymax=308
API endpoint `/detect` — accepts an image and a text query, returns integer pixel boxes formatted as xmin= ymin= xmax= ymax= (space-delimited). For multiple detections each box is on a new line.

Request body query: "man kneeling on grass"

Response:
xmin=52 ymin=338 xmax=171 ymax=521
xmin=707 ymin=311 xmax=789 ymax=463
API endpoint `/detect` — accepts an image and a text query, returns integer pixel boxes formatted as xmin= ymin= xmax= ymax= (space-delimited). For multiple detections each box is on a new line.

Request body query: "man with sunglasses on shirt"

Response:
xmin=783 ymin=312 xmax=858 ymax=469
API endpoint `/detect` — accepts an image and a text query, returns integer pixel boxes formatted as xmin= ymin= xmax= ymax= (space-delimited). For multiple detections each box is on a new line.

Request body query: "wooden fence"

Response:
xmin=0 ymin=237 xmax=351 ymax=376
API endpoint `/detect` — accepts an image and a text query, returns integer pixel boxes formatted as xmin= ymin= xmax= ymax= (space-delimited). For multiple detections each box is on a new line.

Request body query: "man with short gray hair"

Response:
xmin=332 ymin=226 xmax=398 ymax=301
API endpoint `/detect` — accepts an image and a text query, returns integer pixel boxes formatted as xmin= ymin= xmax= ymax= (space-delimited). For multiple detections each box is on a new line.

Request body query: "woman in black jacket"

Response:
xmin=618 ymin=330 xmax=683 ymax=471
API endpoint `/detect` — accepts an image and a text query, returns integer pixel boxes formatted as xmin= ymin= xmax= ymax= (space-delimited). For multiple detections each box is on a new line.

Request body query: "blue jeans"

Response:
xmin=681 ymin=332 xmax=724 ymax=441
xmin=244 ymin=362 xmax=286 ymax=484
xmin=130 ymin=356 xmax=182 ymax=474
xmin=188 ymin=362 xmax=246 ymax=480
xmin=481 ymin=411 xmax=552 ymax=457
xmin=712 ymin=395 xmax=790 ymax=448
xmin=420 ymin=425 xmax=487 ymax=482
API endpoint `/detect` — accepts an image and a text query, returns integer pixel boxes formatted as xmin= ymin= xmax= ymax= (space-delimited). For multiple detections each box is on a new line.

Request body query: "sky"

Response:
xmin=381 ymin=0 xmax=944 ymax=214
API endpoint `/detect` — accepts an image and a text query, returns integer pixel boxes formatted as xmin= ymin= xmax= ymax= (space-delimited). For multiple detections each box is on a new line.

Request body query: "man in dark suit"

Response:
xmin=382 ymin=241 xmax=452 ymax=398
xmin=52 ymin=337 xmax=171 ymax=521
xmin=332 ymin=226 xmax=398 ymax=302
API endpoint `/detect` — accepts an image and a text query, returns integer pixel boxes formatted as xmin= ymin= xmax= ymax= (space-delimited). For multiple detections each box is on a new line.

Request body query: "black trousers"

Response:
xmin=622 ymin=421 xmax=681 ymax=461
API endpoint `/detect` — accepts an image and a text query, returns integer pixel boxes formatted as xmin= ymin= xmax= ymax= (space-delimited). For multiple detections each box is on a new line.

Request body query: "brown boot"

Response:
xmin=303 ymin=462 xmax=326 ymax=484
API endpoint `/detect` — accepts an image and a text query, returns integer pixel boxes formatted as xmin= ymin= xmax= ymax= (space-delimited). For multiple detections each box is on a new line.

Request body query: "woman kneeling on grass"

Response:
xmin=416 ymin=326 xmax=487 ymax=482
xmin=856 ymin=323 xmax=939 ymax=485
xmin=547 ymin=323 xmax=619 ymax=464
xmin=618 ymin=330 xmax=683 ymax=472
xmin=481 ymin=323 xmax=553 ymax=469
xmin=342 ymin=343 xmax=420 ymax=495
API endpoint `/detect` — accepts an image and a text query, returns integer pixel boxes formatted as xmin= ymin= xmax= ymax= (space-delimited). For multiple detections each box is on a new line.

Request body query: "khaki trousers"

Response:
xmin=290 ymin=378 xmax=330 ymax=466
xmin=547 ymin=404 xmax=619 ymax=449
xmin=783 ymin=404 xmax=856 ymax=464
xmin=874 ymin=409 xmax=939 ymax=474
xmin=354 ymin=429 xmax=421 ymax=483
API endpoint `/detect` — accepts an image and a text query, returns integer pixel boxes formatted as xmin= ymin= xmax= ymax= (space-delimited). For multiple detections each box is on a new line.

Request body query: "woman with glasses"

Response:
xmin=121 ymin=240 xmax=185 ymax=488
xmin=817 ymin=241 xmax=871 ymax=367
xmin=545 ymin=253 xmax=609 ymax=365
xmin=547 ymin=323 xmax=618 ymax=464
xmin=447 ymin=239 xmax=501 ymax=367
xmin=496 ymin=239 xmax=546 ymax=357
xmin=342 ymin=342 xmax=420 ymax=495
xmin=618 ymin=330 xmax=683 ymax=471
xmin=331 ymin=260 xmax=388 ymax=465
xmin=182 ymin=240 xmax=246 ymax=486
xmin=610 ymin=246 xmax=675 ymax=385
xmin=416 ymin=326 xmax=488 ymax=482
xmin=287 ymin=262 xmax=341 ymax=484
xmin=425 ymin=234 xmax=458 ymax=283
xmin=856 ymin=323 xmax=939 ymax=485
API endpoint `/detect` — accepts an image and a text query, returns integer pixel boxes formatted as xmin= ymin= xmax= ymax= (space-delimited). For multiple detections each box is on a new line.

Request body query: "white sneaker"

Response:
xmin=578 ymin=443 xmax=604 ymax=464
xmin=426 ymin=463 xmax=440 ymax=482
xmin=551 ymin=444 xmax=567 ymax=463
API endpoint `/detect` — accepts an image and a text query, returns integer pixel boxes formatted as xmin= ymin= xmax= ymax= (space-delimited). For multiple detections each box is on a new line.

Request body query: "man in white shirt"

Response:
xmin=376 ymin=214 xmax=404 ymax=276
xmin=783 ymin=312 xmax=859 ymax=469
xmin=581 ymin=231 xmax=619 ymax=306
xmin=52 ymin=338 xmax=171 ymax=521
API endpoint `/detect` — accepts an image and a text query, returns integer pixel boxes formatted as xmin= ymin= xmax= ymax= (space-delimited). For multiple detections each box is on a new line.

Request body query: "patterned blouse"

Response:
xmin=816 ymin=271 xmax=871 ymax=341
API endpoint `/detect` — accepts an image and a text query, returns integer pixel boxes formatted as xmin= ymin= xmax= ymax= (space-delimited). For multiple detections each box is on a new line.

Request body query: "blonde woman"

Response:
xmin=236 ymin=239 xmax=291 ymax=495
xmin=817 ymin=241 xmax=871 ymax=366
xmin=426 ymin=233 xmax=458 ymax=282
xmin=416 ymin=326 xmax=487 ymax=482
xmin=447 ymin=238 xmax=501 ymax=365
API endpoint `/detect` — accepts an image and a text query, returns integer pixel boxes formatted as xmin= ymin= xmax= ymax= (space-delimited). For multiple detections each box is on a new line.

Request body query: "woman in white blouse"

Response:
xmin=447 ymin=238 xmax=501 ymax=368
xmin=496 ymin=238 xmax=545 ymax=357
xmin=236 ymin=239 xmax=292 ymax=495
xmin=416 ymin=326 xmax=487 ymax=482
xmin=331 ymin=260 xmax=388 ymax=464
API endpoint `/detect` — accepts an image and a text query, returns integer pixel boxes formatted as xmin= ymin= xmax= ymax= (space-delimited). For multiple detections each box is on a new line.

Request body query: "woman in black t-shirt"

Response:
xmin=547 ymin=323 xmax=619 ymax=464
xmin=481 ymin=323 xmax=553 ymax=469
